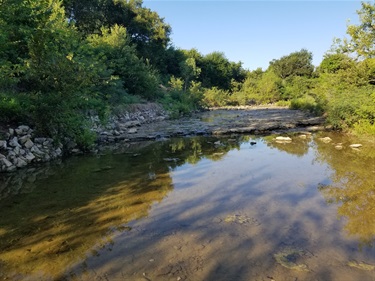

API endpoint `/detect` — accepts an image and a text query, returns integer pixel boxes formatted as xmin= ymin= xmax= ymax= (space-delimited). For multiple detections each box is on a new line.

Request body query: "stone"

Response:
xmin=128 ymin=128 xmax=138 ymax=134
xmin=8 ymin=128 xmax=14 ymax=136
xmin=25 ymin=152 xmax=36 ymax=162
xmin=14 ymin=128 xmax=24 ymax=135
xmin=0 ymin=153 xmax=5 ymax=159
xmin=349 ymin=144 xmax=362 ymax=148
xmin=0 ymin=140 xmax=7 ymax=149
xmin=1 ymin=158 xmax=13 ymax=168
xmin=123 ymin=120 xmax=141 ymax=128
xmin=24 ymin=139 xmax=34 ymax=149
xmin=34 ymin=137 xmax=46 ymax=144
xmin=319 ymin=137 xmax=332 ymax=143
xmin=275 ymin=136 xmax=292 ymax=142
xmin=55 ymin=148 xmax=62 ymax=156
xmin=335 ymin=145 xmax=343 ymax=150
xmin=31 ymin=146 xmax=44 ymax=157
xmin=9 ymin=137 xmax=20 ymax=147
xmin=16 ymin=158 xmax=27 ymax=168
xmin=18 ymin=135 xmax=31 ymax=145
xmin=13 ymin=146 xmax=20 ymax=155
xmin=18 ymin=125 xmax=30 ymax=132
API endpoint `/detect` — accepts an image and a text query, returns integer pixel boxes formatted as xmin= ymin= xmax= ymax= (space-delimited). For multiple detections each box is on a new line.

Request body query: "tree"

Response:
xmin=333 ymin=2 xmax=375 ymax=59
xmin=62 ymin=0 xmax=171 ymax=65
xmin=180 ymin=58 xmax=201 ymax=91
xmin=200 ymin=52 xmax=245 ymax=90
xmin=318 ymin=53 xmax=355 ymax=74
xmin=87 ymin=25 xmax=160 ymax=100
xmin=269 ymin=49 xmax=314 ymax=79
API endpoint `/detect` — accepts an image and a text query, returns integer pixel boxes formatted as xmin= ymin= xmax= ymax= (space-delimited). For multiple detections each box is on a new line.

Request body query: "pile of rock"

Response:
xmin=90 ymin=103 xmax=168 ymax=143
xmin=0 ymin=125 xmax=63 ymax=172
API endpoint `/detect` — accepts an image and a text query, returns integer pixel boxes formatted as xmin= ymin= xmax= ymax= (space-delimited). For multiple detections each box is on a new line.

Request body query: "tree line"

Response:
xmin=0 ymin=0 xmax=374 ymax=148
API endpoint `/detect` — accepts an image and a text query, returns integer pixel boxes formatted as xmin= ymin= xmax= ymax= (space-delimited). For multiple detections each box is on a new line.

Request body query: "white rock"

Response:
xmin=128 ymin=128 xmax=137 ymax=134
xmin=319 ymin=137 xmax=332 ymax=143
xmin=349 ymin=144 xmax=362 ymax=148
xmin=275 ymin=136 xmax=292 ymax=141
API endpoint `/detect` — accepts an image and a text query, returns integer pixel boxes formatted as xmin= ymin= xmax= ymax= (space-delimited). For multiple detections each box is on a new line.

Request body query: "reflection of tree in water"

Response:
xmin=315 ymin=134 xmax=375 ymax=247
xmin=0 ymin=136 xmax=246 ymax=279
xmin=263 ymin=134 xmax=310 ymax=157
xmin=168 ymin=136 xmax=244 ymax=164
xmin=0 ymin=143 xmax=175 ymax=280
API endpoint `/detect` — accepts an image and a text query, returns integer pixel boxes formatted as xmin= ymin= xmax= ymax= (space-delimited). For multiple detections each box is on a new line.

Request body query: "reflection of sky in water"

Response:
xmin=1 ymin=134 xmax=374 ymax=281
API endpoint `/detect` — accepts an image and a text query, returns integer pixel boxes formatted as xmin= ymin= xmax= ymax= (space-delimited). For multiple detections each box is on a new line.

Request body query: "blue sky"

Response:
xmin=143 ymin=0 xmax=362 ymax=70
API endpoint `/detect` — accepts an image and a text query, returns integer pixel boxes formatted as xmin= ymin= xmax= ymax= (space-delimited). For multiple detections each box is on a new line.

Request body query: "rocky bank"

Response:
xmin=0 ymin=104 xmax=327 ymax=172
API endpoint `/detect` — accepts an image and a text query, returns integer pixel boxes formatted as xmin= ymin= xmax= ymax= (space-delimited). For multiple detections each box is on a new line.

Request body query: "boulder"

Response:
xmin=9 ymin=137 xmax=20 ymax=147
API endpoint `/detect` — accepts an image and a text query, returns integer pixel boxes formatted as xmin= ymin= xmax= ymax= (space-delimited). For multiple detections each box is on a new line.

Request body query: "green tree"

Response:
xmin=87 ymin=25 xmax=160 ymax=100
xmin=269 ymin=49 xmax=314 ymax=79
xmin=200 ymin=52 xmax=245 ymax=90
xmin=333 ymin=2 xmax=375 ymax=59
xmin=62 ymin=0 xmax=171 ymax=66
xmin=318 ymin=53 xmax=355 ymax=74
xmin=180 ymin=57 xmax=201 ymax=91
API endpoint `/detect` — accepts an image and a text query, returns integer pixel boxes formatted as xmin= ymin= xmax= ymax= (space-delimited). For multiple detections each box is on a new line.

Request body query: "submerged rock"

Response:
xmin=347 ymin=260 xmax=375 ymax=271
xmin=319 ymin=137 xmax=332 ymax=143
xmin=274 ymin=247 xmax=310 ymax=272
xmin=349 ymin=144 xmax=362 ymax=148
xmin=224 ymin=214 xmax=260 ymax=225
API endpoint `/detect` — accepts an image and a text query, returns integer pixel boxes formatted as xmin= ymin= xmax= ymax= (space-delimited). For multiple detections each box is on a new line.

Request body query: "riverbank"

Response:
xmin=0 ymin=105 xmax=327 ymax=173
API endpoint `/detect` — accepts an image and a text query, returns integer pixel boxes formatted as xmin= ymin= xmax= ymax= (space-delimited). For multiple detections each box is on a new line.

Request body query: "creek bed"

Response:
xmin=0 ymin=132 xmax=374 ymax=281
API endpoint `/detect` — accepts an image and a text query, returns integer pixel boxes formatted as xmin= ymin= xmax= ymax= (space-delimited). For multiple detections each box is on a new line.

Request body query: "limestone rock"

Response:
xmin=275 ymin=136 xmax=292 ymax=142
xmin=319 ymin=137 xmax=332 ymax=143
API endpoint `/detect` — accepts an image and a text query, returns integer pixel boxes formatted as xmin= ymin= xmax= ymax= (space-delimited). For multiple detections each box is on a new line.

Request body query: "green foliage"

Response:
xmin=63 ymin=0 xmax=171 ymax=68
xmin=269 ymin=49 xmax=314 ymax=79
xmin=203 ymin=87 xmax=229 ymax=107
xmin=332 ymin=2 xmax=375 ymax=59
xmin=0 ymin=92 xmax=27 ymax=123
xmin=200 ymin=52 xmax=246 ymax=90
xmin=159 ymin=76 xmax=203 ymax=118
xmin=318 ymin=54 xmax=355 ymax=74
xmin=87 ymin=25 xmax=161 ymax=100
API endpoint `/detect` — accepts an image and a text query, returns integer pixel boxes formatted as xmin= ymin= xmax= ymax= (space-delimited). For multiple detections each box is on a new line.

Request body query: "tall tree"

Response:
xmin=62 ymin=0 xmax=171 ymax=65
xmin=333 ymin=1 xmax=375 ymax=59
xmin=269 ymin=49 xmax=314 ymax=79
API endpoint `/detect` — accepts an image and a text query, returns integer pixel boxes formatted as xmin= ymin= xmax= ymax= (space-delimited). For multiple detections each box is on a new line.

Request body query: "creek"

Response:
xmin=0 ymin=132 xmax=374 ymax=281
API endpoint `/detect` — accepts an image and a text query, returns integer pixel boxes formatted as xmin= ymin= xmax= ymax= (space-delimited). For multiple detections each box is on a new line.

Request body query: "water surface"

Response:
xmin=0 ymin=133 xmax=374 ymax=281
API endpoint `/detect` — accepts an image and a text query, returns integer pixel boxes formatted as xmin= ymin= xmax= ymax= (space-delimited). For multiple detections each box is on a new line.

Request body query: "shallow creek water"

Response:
xmin=0 ymin=132 xmax=374 ymax=281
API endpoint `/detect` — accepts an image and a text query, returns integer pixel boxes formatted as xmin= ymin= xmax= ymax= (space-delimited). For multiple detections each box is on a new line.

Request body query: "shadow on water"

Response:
xmin=0 ymin=133 xmax=374 ymax=281
xmin=0 ymin=136 xmax=245 ymax=280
